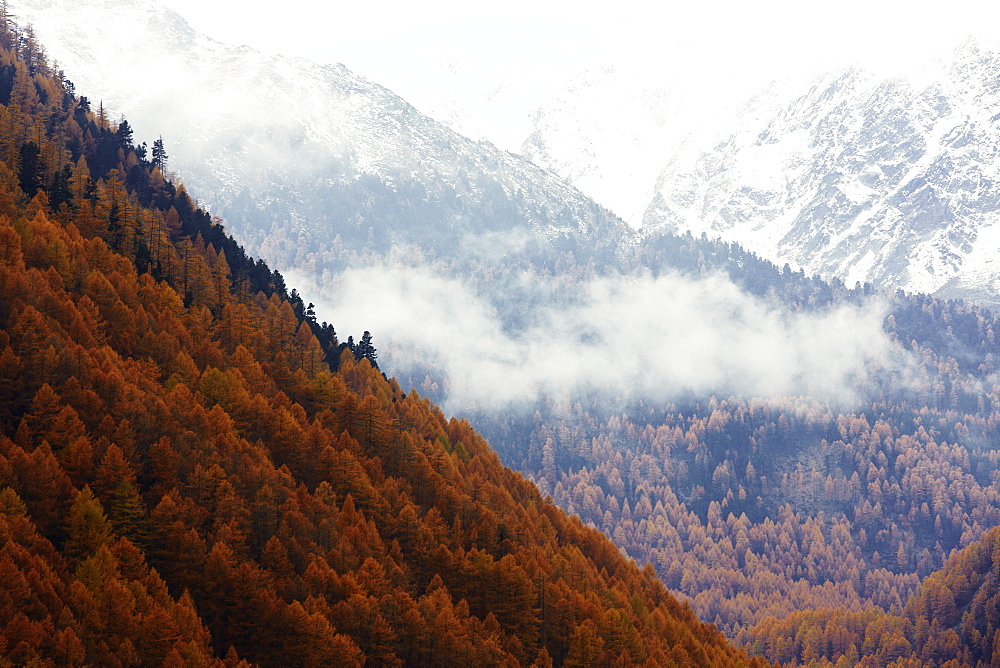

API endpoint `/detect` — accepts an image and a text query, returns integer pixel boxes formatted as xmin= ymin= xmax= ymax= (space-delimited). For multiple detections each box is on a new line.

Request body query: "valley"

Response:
xmin=4 ymin=0 xmax=1000 ymax=665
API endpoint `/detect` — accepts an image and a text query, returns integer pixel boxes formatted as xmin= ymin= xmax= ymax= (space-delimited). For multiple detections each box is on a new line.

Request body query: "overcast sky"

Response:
xmin=156 ymin=0 xmax=999 ymax=84
xmin=149 ymin=0 xmax=1000 ymax=159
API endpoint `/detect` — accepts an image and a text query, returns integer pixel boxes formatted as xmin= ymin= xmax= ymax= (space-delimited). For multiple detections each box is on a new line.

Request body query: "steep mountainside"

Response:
xmin=10 ymin=0 xmax=630 ymax=271
xmin=644 ymin=40 xmax=1000 ymax=306
xmin=519 ymin=65 xmax=689 ymax=227
xmin=0 ymin=15 xmax=768 ymax=667
xmin=15 ymin=2 xmax=1000 ymax=666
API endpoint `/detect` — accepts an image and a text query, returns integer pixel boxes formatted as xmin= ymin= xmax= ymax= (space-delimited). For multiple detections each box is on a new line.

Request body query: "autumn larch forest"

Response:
xmin=5 ymin=5 xmax=1000 ymax=667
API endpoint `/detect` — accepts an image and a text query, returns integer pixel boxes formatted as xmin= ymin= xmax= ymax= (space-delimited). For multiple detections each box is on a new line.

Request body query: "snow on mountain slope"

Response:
xmin=11 ymin=0 xmax=630 ymax=267
xmin=435 ymin=59 xmax=760 ymax=230
xmin=643 ymin=41 xmax=1000 ymax=304
xmin=518 ymin=66 xmax=689 ymax=227
xmin=316 ymin=28 xmax=679 ymax=229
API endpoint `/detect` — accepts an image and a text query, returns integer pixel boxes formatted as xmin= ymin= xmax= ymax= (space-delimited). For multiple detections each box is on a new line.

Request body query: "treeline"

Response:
xmin=8 ymin=3 xmax=1000 ymax=664
xmin=0 ymin=13 xmax=764 ymax=666
xmin=0 ymin=12 xmax=383 ymax=373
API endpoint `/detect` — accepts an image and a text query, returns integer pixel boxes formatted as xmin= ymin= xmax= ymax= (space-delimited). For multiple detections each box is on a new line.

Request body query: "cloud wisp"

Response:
xmin=296 ymin=263 xmax=909 ymax=413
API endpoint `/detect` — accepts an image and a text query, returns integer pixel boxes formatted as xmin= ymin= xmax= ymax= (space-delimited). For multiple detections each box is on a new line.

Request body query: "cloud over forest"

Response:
xmin=297 ymin=263 xmax=912 ymax=413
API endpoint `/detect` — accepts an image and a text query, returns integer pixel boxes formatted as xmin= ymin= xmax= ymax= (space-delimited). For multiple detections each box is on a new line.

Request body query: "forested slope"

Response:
xmin=742 ymin=524 xmax=1000 ymax=665
xmin=471 ymin=231 xmax=1000 ymax=662
xmin=0 ymin=18 xmax=762 ymax=667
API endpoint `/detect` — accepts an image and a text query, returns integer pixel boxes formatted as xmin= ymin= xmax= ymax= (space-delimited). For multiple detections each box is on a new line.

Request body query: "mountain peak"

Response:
xmin=641 ymin=39 xmax=1000 ymax=305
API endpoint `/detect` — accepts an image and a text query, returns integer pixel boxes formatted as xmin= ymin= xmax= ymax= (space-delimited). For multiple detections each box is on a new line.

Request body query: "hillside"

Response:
xmin=10 ymin=0 xmax=630 ymax=273
xmin=741 ymin=524 xmax=1000 ymax=665
xmin=0 ymin=16 xmax=762 ymax=666
xmin=13 ymin=1 xmax=1000 ymax=666
xmin=472 ymin=236 xmax=1000 ymax=646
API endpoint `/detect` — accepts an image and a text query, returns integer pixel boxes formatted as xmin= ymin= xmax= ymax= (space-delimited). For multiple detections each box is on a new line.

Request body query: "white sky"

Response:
xmin=157 ymin=0 xmax=1000 ymax=82
xmin=153 ymin=0 xmax=1000 ymax=146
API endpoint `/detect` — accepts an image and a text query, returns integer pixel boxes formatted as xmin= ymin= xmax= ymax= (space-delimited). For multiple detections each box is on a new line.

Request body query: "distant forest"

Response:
xmin=255 ymin=129 xmax=1000 ymax=661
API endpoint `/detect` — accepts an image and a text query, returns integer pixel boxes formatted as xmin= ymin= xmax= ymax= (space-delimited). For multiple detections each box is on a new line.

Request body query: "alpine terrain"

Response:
xmin=643 ymin=40 xmax=1000 ymax=306
xmin=0 ymin=11 xmax=763 ymax=665
xmin=11 ymin=1 xmax=1000 ymax=666
xmin=8 ymin=0 xmax=629 ymax=274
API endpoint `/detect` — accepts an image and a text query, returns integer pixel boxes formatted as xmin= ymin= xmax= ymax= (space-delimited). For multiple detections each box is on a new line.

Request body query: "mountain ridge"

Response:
xmin=642 ymin=39 xmax=1000 ymax=306
xmin=10 ymin=0 xmax=633 ymax=273
xmin=15 ymin=4 xmax=1000 ymax=666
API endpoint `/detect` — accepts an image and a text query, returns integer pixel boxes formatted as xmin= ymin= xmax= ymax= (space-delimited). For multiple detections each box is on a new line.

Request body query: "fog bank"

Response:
xmin=294 ymin=264 xmax=909 ymax=413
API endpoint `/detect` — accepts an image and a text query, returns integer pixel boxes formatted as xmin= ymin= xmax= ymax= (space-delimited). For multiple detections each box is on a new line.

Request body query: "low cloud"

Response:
xmin=292 ymin=263 xmax=911 ymax=413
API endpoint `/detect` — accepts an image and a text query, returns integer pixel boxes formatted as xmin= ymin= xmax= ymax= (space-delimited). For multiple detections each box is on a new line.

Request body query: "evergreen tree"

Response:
xmin=18 ymin=140 xmax=42 ymax=197
xmin=116 ymin=119 xmax=133 ymax=149
xmin=64 ymin=486 xmax=114 ymax=566
xmin=109 ymin=479 xmax=152 ymax=549
xmin=151 ymin=136 xmax=167 ymax=170
xmin=355 ymin=330 xmax=377 ymax=366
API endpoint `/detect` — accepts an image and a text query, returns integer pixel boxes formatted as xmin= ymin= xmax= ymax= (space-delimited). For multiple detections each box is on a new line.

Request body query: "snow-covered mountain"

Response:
xmin=392 ymin=54 xmax=752 ymax=230
xmin=22 ymin=0 xmax=1000 ymax=310
xmin=517 ymin=66 xmax=690 ymax=227
xmin=379 ymin=24 xmax=1000 ymax=306
xmin=11 ymin=0 xmax=630 ymax=270
xmin=642 ymin=41 xmax=1000 ymax=305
